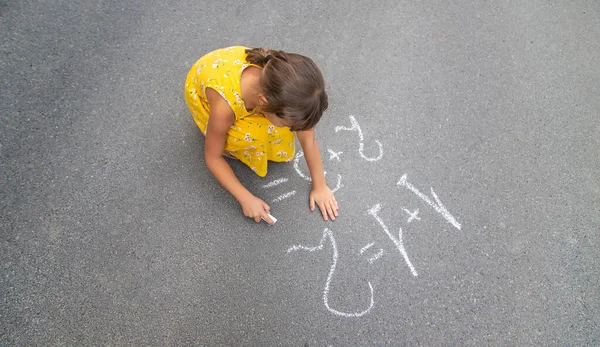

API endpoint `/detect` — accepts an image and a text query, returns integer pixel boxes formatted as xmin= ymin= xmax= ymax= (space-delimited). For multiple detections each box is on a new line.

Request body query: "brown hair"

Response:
xmin=245 ymin=47 xmax=328 ymax=131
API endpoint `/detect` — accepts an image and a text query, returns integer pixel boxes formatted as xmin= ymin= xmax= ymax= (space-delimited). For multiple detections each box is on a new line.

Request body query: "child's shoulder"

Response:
xmin=197 ymin=46 xmax=251 ymax=78
xmin=201 ymin=46 xmax=249 ymax=60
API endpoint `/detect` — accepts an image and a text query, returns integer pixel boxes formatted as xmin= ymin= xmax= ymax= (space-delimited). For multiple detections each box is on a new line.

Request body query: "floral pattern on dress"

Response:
xmin=184 ymin=46 xmax=295 ymax=177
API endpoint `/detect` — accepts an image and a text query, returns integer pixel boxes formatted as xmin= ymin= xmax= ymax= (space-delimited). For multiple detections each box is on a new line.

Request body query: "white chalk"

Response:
xmin=261 ymin=213 xmax=277 ymax=225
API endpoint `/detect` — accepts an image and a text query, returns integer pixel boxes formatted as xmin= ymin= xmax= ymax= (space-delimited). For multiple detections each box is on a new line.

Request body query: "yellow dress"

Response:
xmin=184 ymin=46 xmax=295 ymax=177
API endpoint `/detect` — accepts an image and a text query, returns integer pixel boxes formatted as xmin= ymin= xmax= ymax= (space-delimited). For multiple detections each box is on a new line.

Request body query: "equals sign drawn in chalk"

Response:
xmin=261 ymin=213 xmax=277 ymax=225
xmin=272 ymin=190 xmax=296 ymax=203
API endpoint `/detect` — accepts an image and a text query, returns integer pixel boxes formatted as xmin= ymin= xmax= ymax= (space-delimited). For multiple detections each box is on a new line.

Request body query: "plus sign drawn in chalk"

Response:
xmin=403 ymin=208 xmax=421 ymax=223
xmin=327 ymin=148 xmax=343 ymax=161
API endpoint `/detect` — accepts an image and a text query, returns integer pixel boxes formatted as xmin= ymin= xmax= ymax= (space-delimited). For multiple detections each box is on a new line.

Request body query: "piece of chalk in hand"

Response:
xmin=261 ymin=213 xmax=277 ymax=225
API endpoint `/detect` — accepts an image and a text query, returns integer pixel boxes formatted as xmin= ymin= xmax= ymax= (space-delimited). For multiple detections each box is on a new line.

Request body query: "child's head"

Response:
xmin=246 ymin=48 xmax=328 ymax=131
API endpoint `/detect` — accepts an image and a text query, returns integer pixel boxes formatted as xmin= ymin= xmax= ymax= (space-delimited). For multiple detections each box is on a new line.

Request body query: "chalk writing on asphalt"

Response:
xmin=264 ymin=115 xmax=461 ymax=317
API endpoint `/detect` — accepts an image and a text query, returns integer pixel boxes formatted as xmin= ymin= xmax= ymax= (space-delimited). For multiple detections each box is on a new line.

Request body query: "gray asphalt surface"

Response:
xmin=1 ymin=0 xmax=599 ymax=345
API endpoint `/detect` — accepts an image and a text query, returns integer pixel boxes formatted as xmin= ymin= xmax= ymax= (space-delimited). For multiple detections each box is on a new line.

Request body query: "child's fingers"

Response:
xmin=310 ymin=196 xmax=315 ymax=211
xmin=318 ymin=202 xmax=328 ymax=221
xmin=263 ymin=202 xmax=270 ymax=213
xmin=326 ymin=203 xmax=336 ymax=221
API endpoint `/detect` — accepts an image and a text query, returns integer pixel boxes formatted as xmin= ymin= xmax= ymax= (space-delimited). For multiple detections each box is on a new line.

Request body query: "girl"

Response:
xmin=184 ymin=46 xmax=338 ymax=225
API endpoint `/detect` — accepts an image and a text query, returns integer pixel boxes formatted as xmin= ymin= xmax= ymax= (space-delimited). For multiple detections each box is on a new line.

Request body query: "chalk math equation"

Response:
xmin=262 ymin=115 xmax=462 ymax=318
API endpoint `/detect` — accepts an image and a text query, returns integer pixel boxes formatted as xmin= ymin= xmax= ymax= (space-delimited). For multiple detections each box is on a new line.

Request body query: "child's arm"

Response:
xmin=204 ymin=88 xmax=275 ymax=225
xmin=296 ymin=129 xmax=339 ymax=221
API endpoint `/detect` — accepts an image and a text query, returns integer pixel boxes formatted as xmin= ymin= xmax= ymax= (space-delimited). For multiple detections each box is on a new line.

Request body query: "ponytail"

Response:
xmin=245 ymin=47 xmax=283 ymax=67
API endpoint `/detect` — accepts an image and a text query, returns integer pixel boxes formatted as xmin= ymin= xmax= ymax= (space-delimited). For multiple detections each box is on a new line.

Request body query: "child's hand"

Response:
xmin=240 ymin=195 xmax=274 ymax=225
xmin=309 ymin=186 xmax=339 ymax=221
